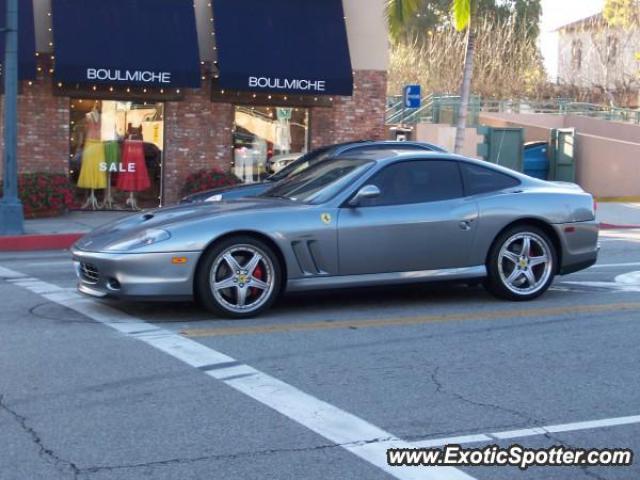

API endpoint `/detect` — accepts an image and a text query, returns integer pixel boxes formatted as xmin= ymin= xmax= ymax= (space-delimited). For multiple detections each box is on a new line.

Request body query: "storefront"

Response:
xmin=1 ymin=0 xmax=389 ymax=209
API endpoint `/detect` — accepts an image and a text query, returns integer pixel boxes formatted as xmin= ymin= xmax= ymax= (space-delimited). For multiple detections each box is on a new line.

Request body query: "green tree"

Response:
xmin=387 ymin=0 xmax=541 ymax=45
xmin=603 ymin=0 xmax=640 ymax=85
xmin=603 ymin=0 xmax=639 ymax=28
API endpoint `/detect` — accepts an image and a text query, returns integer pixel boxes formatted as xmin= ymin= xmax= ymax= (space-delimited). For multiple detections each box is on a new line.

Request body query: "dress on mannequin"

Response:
xmin=275 ymin=119 xmax=291 ymax=153
xmin=102 ymin=140 xmax=121 ymax=209
xmin=234 ymin=147 xmax=254 ymax=184
xmin=117 ymin=139 xmax=150 ymax=192
xmin=103 ymin=141 xmax=121 ymax=169
xmin=78 ymin=108 xmax=107 ymax=210
xmin=77 ymin=140 xmax=107 ymax=189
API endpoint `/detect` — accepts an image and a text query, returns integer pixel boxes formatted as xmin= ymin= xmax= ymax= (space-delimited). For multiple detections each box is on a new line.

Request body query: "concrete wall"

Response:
xmin=415 ymin=124 xmax=484 ymax=158
xmin=32 ymin=0 xmax=389 ymax=71
xmin=478 ymin=113 xmax=557 ymax=143
xmin=575 ymin=133 xmax=640 ymax=198
xmin=479 ymin=112 xmax=640 ymax=144
xmin=478 ymin=112 xmax=640 ymax=198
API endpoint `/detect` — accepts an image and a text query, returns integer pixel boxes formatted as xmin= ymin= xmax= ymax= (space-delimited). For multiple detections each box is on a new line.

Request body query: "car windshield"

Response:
xmin=261 ymin=158 xmax=374 ymax=204
xmin=267 ymin=147 xmax=334 ymax=182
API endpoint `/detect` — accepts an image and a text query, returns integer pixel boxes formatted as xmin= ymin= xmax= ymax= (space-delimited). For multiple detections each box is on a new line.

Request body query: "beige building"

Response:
xmin=557 ymin=13 xmax=639 ymax=100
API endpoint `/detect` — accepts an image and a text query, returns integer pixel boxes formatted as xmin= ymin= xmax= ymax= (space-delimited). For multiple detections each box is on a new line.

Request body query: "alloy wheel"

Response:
xmin=498 ymin=232 xmax=553 ymax=296
xmin=210 ymin=244 xmax=275 ymax=314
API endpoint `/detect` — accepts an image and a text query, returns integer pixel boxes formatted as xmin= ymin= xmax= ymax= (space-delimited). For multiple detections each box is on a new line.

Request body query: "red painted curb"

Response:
xmin=600 ymin=223 xmax=640 ymax=230
xmin=0 ymin=233 xmax=84 ymax=251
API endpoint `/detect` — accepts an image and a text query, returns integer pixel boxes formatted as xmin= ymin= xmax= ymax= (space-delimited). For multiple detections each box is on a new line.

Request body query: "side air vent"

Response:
xmin=291 ymin=240 xmax=328 ymax=275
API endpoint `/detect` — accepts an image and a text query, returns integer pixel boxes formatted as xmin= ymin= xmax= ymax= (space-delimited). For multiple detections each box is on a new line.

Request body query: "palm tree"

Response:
xmin=386 ymin=0 xmax=422 ymax=42
xmin=452 ymin=0 xmax=476 ymax=154
xmin=386 ymin=0 xmax=477 ymax=153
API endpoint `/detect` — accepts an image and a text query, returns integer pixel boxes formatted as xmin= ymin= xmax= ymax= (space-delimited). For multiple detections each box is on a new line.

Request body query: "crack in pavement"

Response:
xmin=427 ymin=367 xmax=612 ymax=480
xmin=0 ymin=394 xmax=81 ymax=479
xmin=429 ymin=366 xmax=538 ymax=425
xmin=80 ymin=435 xmax=397 ymax=474
xmin=0 ymin=395 xmax=397 ymax=478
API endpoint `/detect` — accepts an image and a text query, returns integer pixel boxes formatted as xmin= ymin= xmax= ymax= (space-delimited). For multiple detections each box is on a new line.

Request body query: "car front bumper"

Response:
xmin=71 ymin=248 xmax=200 ymax=300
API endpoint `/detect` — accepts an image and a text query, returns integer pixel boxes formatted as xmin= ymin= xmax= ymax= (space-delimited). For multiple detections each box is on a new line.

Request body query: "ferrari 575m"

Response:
xmin=72 ymin=151 xmax=599 ymax=318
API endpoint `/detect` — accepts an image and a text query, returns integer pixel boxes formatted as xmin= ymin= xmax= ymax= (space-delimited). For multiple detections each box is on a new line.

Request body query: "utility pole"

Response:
xmin=0 ymin=0 xmax=23 ymax=235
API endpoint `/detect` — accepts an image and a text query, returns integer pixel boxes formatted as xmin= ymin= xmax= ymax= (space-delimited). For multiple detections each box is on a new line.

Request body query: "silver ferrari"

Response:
xmin=72 ymin=151 xmax=599 ymax=318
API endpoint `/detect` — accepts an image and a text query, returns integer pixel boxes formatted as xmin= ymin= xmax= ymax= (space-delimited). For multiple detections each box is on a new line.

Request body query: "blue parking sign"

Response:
xmin=403 ymin=85 xmax=421 ymax=109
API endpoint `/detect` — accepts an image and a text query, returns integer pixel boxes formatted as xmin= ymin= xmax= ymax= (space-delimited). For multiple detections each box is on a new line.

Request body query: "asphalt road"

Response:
xmin=1 ymin=229 xmax=640 ymax=480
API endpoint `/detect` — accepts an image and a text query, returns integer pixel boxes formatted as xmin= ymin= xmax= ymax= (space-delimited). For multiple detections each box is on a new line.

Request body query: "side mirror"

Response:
xmin=348 ymin=184 xmax=381 ymax=207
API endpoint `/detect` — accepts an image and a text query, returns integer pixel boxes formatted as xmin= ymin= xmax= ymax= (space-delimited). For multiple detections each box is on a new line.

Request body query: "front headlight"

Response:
xmin=106 ymin=229 xmax=171 ymax=252
xmin=206 ymin=194 xmax=223 ymax=202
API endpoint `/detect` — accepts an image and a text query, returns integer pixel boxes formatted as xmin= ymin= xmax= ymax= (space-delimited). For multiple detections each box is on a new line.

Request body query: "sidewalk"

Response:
xmin=0 ymin=211 xmax=132 ymax=251
xmin=0 ymin=203 xmax=639 ymax=252
xmin=597 ymin=202 xmax=640 ymax=229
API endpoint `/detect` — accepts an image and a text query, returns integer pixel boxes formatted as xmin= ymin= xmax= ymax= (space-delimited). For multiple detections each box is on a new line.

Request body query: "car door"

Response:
xmin=337 ymin=159 xmax=479 ymax=275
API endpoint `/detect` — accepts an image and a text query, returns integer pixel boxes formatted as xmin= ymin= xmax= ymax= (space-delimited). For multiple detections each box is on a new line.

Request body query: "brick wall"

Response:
xmin=0 ymin=71 xmax=69 ymax=182
xmin=163 ymin=81 xmax=234 ymax=204
xmin=309 ymin=70 xmax=387 ymax=148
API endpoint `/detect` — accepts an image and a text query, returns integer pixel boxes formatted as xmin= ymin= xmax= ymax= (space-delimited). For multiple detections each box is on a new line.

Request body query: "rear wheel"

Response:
xmin=484 ymin=225 xmax=556 ymax=301
xmin=196 ymin=236 xmax=282 ymax=318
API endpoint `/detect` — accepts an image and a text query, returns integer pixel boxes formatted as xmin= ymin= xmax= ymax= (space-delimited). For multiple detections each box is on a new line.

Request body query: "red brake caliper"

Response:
xmin=250 ymin=264 xmax=263 ymax=297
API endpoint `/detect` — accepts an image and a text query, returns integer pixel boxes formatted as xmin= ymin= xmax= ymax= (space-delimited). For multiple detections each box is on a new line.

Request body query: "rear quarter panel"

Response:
xmin=469 ymin=189 xmax=595 ymax=266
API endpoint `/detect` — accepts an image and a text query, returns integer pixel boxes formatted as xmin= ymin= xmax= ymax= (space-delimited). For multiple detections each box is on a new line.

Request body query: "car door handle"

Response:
xmin=459 ymin=220 xmax=474 ymax=231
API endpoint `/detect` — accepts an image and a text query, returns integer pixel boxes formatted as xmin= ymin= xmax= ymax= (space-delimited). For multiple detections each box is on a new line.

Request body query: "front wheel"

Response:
xmin=484 ymin=226 xmax=556 ymax=301
xmin=196 ymin=236 xmax=282 ymax=318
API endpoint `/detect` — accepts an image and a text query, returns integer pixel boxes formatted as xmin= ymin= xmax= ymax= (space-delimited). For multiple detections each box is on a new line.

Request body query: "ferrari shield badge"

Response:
xmin=321 ymin=213 xmax=332 ymax=225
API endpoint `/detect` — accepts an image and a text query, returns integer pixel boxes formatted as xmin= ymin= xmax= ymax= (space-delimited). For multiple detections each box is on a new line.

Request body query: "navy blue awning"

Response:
xmin=52 ymin=0 xmax=201 ymax=88
xmin=213 ymin=0 xmax=353 ymax=96
xmin=0 ymin=0 xmax=36 ymax=80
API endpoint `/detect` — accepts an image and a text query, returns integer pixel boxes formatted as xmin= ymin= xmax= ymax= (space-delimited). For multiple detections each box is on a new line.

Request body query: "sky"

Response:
xmin=539 ymin=0 xmax=604 ymax=80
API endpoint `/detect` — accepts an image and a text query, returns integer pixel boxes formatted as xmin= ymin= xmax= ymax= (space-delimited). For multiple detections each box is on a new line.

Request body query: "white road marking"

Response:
xmin=492 ymin=415 xmax=640 ymax=440
xmin=24 ymin=260 xmax=73 ymax=268
xmin=615 ymin=271 xmax=640 ymax=285
xmin=561 ymin=280 xmax=640 ymax=293
xmin=0 ymin=266 xmax=475 ymax=480
xmin=562 ymin=269 xmax=640 ymax=292
xmin=590 ymin=262 xmax=640 ymax=269
xmin=412 ymin=414 xmax=640 ymax=448
xmin=0 ymin=266 xmax=27 ymax=278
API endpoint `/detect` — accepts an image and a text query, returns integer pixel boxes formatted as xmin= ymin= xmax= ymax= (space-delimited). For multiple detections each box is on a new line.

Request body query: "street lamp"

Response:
xmin=0 ymin=0 xmax=23 ymax=235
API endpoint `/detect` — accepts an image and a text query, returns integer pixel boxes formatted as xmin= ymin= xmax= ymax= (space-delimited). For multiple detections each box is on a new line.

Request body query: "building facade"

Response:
xmin=557 ymin=12 xmax=639 ymax=103
xmin=0 ymin=0 xmax=389 ymax=208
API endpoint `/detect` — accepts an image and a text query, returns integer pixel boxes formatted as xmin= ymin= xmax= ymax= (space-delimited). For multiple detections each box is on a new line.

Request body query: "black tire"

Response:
xmin=484 ymin=224 xmax=556 ymax=301
xmin=195 ymin=235 xmax=282 ymax=319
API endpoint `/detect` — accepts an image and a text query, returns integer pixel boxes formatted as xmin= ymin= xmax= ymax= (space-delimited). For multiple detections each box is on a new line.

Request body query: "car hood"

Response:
xmin=181 ymin=182 xmax=272 ymax=203
xmin=73 ymin=197 xmax=297 ymax=252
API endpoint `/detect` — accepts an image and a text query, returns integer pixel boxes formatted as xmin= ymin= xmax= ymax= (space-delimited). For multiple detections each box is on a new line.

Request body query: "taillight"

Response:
xmin=593 ymin=198 xmax=598 ymax=213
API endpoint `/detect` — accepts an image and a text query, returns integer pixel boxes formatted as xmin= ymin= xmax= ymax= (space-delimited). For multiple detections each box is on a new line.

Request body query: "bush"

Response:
xmin=181 ymin=169 xmax=241 ymax=197
xmin=0 ymin=172 xmax=77 ymax=218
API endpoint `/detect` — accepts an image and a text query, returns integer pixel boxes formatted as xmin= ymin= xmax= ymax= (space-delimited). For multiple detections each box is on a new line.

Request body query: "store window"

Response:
xmin=69 ymin=99 xmax=165 ymax=210
xmin=232 ymin=106 xmax=309 ymax=183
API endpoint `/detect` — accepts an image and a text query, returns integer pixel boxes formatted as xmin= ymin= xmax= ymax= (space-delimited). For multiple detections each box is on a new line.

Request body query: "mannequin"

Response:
xmin=78 ymin=102 xmax=107 ymax=209
xmin=102 ymin=138 xmax=121 ymax=209
xmin=116 ymin=125 xmax=150 ymax=210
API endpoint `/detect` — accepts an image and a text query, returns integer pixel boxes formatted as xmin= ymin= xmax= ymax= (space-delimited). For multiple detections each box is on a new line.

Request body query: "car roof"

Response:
xmin=336 ymin=150 xmax=530 ymax=180
xmin=331 ymin=140 xmax=447 ymax=154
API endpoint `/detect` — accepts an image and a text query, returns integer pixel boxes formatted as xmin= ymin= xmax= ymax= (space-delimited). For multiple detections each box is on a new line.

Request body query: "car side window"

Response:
xmin=461 ymin=163 xmax=520 ymax=195
xmin=360 ymin=160 xmax=464 ymax=207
